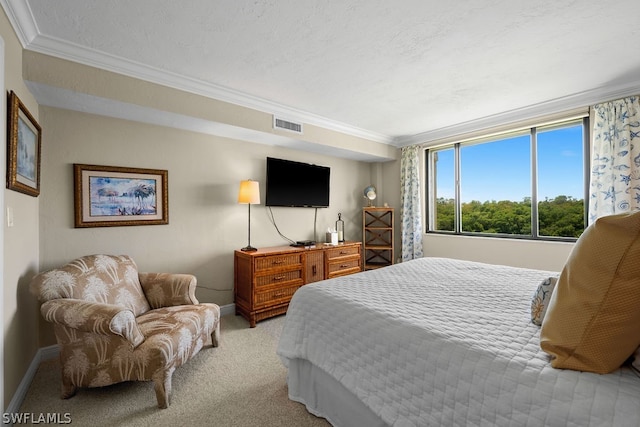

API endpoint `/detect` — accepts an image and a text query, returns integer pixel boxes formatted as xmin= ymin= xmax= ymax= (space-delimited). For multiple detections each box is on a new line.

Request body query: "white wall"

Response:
xmin=423 ymin=234 xmax=573 ymax=272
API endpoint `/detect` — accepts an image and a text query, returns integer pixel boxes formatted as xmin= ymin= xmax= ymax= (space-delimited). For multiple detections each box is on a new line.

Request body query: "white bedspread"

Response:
xmin=277 ymin=257 xmax=640 ymax=426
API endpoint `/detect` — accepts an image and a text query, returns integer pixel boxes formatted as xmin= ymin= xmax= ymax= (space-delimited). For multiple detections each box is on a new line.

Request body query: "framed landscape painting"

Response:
xmin=74 ymin=164 xmax=169 ymax=228
xmin=7 ymin=91 xmax=42 ymax=197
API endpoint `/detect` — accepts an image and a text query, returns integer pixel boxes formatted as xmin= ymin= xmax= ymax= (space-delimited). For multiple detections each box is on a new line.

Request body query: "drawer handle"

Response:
xmin=273 ymin=292 xmax=285 ymax=298
xmin=339 ymin=251 xmax=348 ymax=255
xmin=272 ymin=276 xmax=286 ymax=281
xmin=340 ymin=264 xmax=349 ymax=268
xmin=272 ymin=260 xmax=284 ymax=265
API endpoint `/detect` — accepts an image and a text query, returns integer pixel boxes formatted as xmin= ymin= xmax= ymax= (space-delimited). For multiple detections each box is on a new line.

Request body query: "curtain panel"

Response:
xmin=400 ymin=145 xmax=423 ymax=261
xmin=589 ymin=96 xmax=640 ymax=223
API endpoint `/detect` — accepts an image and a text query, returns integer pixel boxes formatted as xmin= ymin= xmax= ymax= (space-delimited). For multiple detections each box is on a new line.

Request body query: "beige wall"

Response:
xmin=1 ymin=11 xmax=41 ymax=409
xmin=38 ymin=106 xmax=376 ymax=342
xmin=22 ymin=51 xmax=398 ymax=164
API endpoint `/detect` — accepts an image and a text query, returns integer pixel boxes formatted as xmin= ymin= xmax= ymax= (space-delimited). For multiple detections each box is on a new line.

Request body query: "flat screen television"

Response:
xmin=265 ymin=157 xmax=330 ymax=207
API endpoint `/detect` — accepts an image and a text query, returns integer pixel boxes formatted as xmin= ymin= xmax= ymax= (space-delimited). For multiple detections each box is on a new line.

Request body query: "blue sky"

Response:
xmin=435 ymin=125 xmax=584 ymax=203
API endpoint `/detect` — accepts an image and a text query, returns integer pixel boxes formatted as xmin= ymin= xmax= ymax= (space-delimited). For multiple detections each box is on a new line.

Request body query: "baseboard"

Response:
xmin=220 ymin=303 xmax=235 ymax=316
xmin=5 ymin=303 xmax=236 ymax=413
xmin=5 ymin=344 xmax=59 ymax=414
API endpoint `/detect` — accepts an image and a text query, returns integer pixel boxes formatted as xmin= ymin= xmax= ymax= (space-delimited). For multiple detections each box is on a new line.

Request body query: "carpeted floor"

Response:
xmin=19 ymin=314 xmax=330 ymax=427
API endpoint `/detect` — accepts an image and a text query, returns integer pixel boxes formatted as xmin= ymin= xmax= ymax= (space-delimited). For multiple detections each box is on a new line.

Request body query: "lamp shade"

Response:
xmin=238 ymin=180 xmax=260 ymax=204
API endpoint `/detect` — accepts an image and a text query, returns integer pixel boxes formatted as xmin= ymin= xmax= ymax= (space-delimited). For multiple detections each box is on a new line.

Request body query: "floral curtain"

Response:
xmin=589 ymin=96 xmax=640 ymax=223
xmin=400 ymin=145 xmax=423 ymax=261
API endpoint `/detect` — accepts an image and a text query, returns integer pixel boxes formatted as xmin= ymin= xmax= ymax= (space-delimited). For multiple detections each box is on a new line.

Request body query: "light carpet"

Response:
xmin=19 ymin=314 xmax=330 ymax=427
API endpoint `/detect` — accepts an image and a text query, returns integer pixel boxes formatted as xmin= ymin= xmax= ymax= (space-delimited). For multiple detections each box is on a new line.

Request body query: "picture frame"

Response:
xmin=7 ymin=91 xmax=42 ymax=197
xmin=73 ymin=163 xmax=169 ymax=228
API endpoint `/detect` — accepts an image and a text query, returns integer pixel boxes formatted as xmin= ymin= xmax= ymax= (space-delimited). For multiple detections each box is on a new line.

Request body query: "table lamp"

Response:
xmin=238 ymin=180 xmax=260 ymax=252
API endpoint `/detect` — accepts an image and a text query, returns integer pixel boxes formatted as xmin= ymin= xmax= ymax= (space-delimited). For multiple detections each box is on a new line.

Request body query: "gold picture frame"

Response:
xmin=74 ymin=163 xmax=169 ymax=228
xmin=7 ymin=91 xmax=42 ymax=197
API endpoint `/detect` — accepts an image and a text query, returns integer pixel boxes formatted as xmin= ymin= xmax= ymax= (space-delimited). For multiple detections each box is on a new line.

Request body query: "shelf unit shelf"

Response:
xmin=362 ymin=207 xmax=394 ymax=271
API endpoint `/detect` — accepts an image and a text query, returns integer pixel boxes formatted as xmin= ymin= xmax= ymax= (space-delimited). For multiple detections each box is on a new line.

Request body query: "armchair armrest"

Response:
xmin=41 ymin=299 xmax=144 ymax=348
xmin=139 ymin=273 xmax=199 ymax=308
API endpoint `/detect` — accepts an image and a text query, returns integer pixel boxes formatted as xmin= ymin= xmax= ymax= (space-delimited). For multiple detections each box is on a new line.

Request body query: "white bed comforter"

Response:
xmin=277 ymin=257 xmax=640 ymax=427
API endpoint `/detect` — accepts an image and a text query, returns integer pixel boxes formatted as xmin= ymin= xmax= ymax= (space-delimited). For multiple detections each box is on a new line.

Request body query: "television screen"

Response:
xmin=265 ymin=157 xmax=330 ymax=207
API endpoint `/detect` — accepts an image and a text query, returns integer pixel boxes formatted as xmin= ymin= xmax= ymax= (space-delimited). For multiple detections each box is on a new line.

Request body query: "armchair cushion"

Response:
xmin=41 ymin=299 xmax=144 ymax=348
xmin=139 ymin=273 xmax=198 ymax=308
xmin=31 ymin=255 xmax=151 ymax=316
xmin=55 ymin=303 xmax=218 ymax=388
xmin=136 ymin=304 xmax=219 ymax=365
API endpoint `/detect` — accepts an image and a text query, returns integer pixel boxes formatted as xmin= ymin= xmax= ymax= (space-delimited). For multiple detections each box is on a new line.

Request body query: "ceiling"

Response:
xmin=3 ymin=0 xmax=640 ymax=148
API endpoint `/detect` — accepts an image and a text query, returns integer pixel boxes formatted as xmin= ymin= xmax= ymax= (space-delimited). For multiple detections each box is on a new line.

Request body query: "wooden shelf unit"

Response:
xmin=363 ymin=207 xmax=394 ymax=270
xmin=234 ymin=241 xmax=362 ymax=327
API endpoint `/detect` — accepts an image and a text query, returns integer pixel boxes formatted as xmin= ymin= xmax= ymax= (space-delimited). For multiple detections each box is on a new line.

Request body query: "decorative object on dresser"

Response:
xmin=363 ymin=185 xmax=377 ymax=207
xmin=336 ymin=212 xmax=345 ymax=242
xmin=363 ymin=207 xmax=394 ymax=270
xmin=234 ymin=241 xmax=362 ymax=327
xmin=238 ymin=179 xmax=260 ymax=252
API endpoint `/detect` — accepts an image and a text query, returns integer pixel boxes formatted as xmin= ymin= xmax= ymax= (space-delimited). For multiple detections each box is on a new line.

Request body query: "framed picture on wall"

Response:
xmin=7 ymin=91 xmax=42 ymax=197
xmin=73 ymin=163 xmax=169 ymax=228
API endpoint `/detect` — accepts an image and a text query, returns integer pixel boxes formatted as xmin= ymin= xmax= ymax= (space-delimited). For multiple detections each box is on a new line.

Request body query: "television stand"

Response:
xmin=234 ymin=241 xmax=362 ymax=327
xmin=292 ymin=240 xmax=315 ymax=247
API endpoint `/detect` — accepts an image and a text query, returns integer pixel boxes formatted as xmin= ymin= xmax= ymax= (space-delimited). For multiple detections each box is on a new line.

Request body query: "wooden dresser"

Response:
xmin=234 ymin=241 xmax=362 ymax=327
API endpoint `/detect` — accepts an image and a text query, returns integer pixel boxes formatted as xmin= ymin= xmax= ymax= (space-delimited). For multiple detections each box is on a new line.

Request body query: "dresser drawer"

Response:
xmin=327 ymin=257 xmax=361 ymax=276
xmin=326 ymin=245 xmax=360 ymax=260
xmin=255 ymin=270 xmax=303 ymax=288
xmin=254 ymin=284 xmax=301 ymax=308
xmin=234 ymin=242 xmax=361 ymax=327
xmin=255 ymin=253 xmax=302 ymax=272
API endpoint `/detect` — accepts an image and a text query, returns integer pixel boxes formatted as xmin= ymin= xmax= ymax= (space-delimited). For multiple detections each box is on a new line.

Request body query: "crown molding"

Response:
xmin=0 ymin=0 xmax=39 ymax=46
xmin=20 ymin=30 xmax=393 ymax=145
xmin=0 ymin=0 xmax=391 ymax=144
xmin=394 ymin=79 xmax=640 ymax=147
xmin=26 ymin=81 xmax=394 ymax=163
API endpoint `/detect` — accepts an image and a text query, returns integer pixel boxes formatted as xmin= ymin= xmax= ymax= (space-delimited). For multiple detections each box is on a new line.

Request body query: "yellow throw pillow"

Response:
xmin=540 ymin=211 xmax=640 ymax=374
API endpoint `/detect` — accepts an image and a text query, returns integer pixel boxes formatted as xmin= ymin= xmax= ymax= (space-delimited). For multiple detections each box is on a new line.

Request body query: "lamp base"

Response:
xmin=241 ymin=245 xmax=258 ymax=252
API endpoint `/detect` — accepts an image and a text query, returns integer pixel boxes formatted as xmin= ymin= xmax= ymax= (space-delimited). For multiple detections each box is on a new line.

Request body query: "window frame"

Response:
xmin=425 ymin=117 xmax=590 ymax=242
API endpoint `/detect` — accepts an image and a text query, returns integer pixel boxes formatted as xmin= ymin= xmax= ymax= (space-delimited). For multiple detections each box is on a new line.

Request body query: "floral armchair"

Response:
xmin=30 ymin=254 xmax=220 ymax=408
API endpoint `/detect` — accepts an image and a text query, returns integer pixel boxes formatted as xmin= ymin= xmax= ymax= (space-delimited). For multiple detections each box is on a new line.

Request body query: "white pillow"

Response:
xmin=530 ymin=276 xmax=558 ymax=326
xmin=632 ymin=347 xmax=640 ymax=371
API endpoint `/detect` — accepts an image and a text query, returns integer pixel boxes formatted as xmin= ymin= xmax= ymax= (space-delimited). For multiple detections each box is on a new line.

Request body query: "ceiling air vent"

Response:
xmin=273 ymin=116 xmax=303 ymax=134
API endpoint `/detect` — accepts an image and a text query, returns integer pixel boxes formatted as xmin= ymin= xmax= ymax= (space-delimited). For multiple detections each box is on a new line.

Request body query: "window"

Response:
xmin=427 ymin=118 xmax=587 ymax=240
xmin=432 ymin=147 xmax=455 ymax=231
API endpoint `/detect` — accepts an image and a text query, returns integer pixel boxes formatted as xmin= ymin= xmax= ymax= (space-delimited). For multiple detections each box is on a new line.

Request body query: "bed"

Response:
xmin=276 ymin=257 xmax=640 ymax=427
